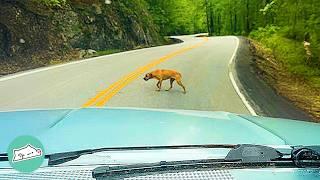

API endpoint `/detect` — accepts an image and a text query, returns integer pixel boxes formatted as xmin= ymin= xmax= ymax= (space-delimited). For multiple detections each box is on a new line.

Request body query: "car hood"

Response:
xmin=1 ymin=107 xmax=320 ymax=154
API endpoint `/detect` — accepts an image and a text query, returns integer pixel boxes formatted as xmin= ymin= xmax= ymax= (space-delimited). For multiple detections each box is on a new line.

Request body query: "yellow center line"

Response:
xmin=82 ymin=37 xmax=208 ymax=107
xmin=82 ymin=59 xmax=163 ymax=107
xmin=82 ymin=70 xmax=141 ymax=107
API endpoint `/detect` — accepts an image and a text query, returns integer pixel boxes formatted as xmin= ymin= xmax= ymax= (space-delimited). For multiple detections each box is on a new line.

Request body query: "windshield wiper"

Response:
xmin=3 ymin=144 xmax=318 ymax=170
xmin=48 ymin=144 xmax=236 ymax=166
xmin=91 ymin=144 xmax=320 ymax=179
xmin=93 ymin=159 xmax=290 ymax=179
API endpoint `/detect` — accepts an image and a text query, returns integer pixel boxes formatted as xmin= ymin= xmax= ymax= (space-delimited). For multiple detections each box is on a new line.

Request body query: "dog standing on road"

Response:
xmin=143 ymin=69 xmax=186 ymax=94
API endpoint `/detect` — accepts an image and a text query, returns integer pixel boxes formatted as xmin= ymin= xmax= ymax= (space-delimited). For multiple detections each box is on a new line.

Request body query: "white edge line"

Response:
xmin=0 ymin=39 xmax=186 ymax=82
xmin=0 ymin=52 xmax=130 ymax=82
xmin=228 ymin=36 xmax=257 ymax=116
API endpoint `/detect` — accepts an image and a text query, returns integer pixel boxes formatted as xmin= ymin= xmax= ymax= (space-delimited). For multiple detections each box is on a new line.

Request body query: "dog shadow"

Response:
xmin=154 ymin=89 xmax=186 ymax=94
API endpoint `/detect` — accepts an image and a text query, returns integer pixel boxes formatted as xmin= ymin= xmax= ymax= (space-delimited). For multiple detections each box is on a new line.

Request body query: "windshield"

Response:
xmin=0 ymin=0 xmax=320 ymax=176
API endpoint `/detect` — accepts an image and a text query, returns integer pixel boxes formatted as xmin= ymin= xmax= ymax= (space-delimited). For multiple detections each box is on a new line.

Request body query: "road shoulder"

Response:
xmin=231 ymin=37 xmax=314 ymax=121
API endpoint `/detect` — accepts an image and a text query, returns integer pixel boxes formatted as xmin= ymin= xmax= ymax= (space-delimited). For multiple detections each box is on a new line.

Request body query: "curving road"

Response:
xmin=0 ymin=35 xmax=252 ymax=115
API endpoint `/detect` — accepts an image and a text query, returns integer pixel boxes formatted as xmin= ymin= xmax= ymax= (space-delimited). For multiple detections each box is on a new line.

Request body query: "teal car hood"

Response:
xmin=1 ymin=107 xmax=320 ymax=154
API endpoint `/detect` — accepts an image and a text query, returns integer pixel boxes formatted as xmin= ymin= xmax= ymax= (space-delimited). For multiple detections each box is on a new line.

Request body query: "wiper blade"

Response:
xmin=92 ymin=144 xmax=320 ymax=178
xmin=91 ymin=160 xmax=244 ymax=178
xmin=48 ymin=144 xmax=236 ymax=166
xmin=92 ymin=159 xmax=292 ymax=179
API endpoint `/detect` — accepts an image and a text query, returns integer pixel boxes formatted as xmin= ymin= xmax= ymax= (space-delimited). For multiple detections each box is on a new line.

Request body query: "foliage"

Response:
xmin=36 ymin=0 xmax=66 ymax=7
xmin=146 ymin=0 xmax=207 ymax=35
xmin=250 ymin=28 xmax=320 ymax=88
xmin=260 ymin=0 xmax=277 ymax=15
xmin=95 ymin=49 xmax=121 ymax=56
xmin=249 ymin=26 xmax=279 ymax=40
xmin=195 ymin=0 xmax=320 ymax=84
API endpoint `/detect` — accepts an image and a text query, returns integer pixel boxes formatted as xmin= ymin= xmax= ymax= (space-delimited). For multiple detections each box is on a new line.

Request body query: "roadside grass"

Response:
xmin=250 ymin=28 xmax=320 ymax=89
xmin=94 ymin=49 xmax=122 ymax=56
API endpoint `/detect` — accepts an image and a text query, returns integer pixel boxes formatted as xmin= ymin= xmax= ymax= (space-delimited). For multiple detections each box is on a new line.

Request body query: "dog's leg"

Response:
xmin=156 ymin=80 xmax=160 ymax=91
xmin=176 ymin=80 xmax=186 ymax=94
xmin=166 ymin=78 xmax=175 ymax=91
xmin=158 ymin=79 xmax=163 ymax=91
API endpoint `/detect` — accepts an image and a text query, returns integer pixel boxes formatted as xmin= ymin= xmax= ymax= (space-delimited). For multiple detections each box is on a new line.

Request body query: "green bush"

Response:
xmin=250 ymin=26 xmax=320 ymax=88
xmin=249 ymin=25 xmax=280 ymax=41
xmin=36 ymin=0 xmax=66 ymax=7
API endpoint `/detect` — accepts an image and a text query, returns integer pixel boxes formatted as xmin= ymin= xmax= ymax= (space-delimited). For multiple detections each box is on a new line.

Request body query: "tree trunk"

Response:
xmin=210 ymin=10 xmax=215 ymax=35
xmin=245 ymin=0 xmax=250 ymax=34
xmin=205 ymin=0 xmax=212 ymax=35
xmin=218 ymin=13 xmax=221 ymax=35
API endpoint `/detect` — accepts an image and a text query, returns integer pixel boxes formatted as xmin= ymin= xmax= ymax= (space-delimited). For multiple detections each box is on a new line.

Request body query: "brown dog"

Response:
xmin=143 ymin=69 xmax=186 ymax=93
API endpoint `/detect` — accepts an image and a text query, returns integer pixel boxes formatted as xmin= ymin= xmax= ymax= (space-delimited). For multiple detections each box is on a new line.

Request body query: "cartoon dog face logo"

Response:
xmin=12 ymin=144 xmax=42 ymax=162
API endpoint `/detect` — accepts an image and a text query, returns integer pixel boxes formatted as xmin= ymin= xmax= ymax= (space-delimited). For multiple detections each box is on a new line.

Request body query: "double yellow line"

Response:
xmin=82 ymin=37 xmax=208 ymax=107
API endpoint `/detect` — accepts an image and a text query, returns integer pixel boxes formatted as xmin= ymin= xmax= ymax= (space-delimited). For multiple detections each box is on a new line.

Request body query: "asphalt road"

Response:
xmin=0 ymin=35 xmax=251 ymax=114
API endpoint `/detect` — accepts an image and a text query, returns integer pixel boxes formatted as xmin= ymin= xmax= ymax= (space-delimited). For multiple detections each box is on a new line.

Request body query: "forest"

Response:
xmin=147 ymin=0 xmax=320 ymax=87
xmin=147 ymin=0 xmax=320 ymax=42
